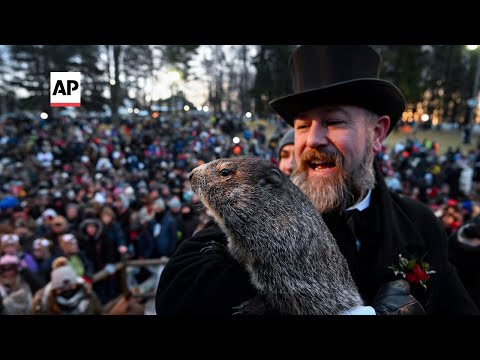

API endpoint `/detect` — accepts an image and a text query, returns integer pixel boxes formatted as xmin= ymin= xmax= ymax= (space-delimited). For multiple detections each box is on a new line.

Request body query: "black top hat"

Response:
xmin=269 ymin=45 xmax=406 ymax=134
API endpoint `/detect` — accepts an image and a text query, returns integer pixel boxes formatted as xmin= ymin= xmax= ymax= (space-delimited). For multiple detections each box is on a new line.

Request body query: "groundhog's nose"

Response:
xmin=190 ymin=164 xmax=207 ymax=181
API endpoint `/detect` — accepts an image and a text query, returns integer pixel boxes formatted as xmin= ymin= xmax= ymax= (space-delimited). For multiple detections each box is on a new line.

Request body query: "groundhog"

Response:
xmin=189 ymin=156 xmax=363 ymax=315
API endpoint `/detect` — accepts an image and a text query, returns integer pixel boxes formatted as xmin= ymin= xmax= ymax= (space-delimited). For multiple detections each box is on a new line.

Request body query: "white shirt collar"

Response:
xmin=346 ymin=189 xmax=372 ymax=212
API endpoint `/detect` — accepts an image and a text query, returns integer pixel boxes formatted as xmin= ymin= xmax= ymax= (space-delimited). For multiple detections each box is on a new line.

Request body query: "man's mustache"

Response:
xmin=300 ymin=148 xmax=341 ymax=166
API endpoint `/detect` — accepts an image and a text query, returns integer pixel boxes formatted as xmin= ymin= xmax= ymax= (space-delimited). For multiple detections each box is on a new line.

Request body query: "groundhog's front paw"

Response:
xmin=200 ymin=241 xmax=227 ymax=254
xmin=232 ymin=295 xmax=268 ymax=315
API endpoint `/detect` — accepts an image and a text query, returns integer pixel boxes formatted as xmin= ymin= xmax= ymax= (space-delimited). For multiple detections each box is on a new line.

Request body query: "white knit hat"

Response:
xmin=50 ymin=263 xmax=80 ymax=290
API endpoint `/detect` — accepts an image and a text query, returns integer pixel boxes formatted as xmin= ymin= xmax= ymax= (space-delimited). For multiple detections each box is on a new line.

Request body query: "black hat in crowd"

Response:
xmin=269 ymin=45 xmax=406 ymax=134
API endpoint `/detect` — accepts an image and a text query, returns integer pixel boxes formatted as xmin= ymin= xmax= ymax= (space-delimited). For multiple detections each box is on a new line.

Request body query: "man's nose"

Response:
xmin=306 ymin=121 xmax=328 ymax=149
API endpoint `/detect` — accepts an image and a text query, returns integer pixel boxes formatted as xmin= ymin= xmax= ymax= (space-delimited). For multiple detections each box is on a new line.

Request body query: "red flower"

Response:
xmin=389 ymin=254 xmax=435 ymax=290
xmin=406 ymin=273 xmax=417 ymax=283
xmin=411 ymin=263 xmax=430 ymax=283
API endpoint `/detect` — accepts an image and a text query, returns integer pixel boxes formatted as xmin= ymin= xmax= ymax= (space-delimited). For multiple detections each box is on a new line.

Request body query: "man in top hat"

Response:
xmin=155 ymin=45 xmax=478 ymax=315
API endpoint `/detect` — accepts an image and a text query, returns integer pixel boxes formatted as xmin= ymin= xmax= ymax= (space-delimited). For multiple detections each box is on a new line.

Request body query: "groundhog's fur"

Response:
xmin=190 ymin=156 xmax=363 ymax=315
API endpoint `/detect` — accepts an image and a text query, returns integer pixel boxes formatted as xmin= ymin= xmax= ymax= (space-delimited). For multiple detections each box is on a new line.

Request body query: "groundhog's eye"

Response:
xmin=219 ymin=168 xmax=232 ymax=177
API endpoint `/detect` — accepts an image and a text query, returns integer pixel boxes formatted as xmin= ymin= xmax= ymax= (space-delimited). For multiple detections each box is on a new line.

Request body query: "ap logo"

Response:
xmin=50 ymin=72 xmax=81 ymax=107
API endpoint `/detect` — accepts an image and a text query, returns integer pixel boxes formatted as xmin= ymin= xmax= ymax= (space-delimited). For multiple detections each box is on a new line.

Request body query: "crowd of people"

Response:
xmin=0 ymin=110 xmax=279 ymax=314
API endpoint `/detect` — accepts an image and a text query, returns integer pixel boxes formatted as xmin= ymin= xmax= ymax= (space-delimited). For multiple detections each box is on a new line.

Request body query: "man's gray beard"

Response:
xmin=291 ymin=145 xmax=376 ymax=214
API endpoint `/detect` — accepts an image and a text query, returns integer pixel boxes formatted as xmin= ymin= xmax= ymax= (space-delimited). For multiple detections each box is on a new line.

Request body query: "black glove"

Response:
xmin=372 ymin=279 xmax=426 ymax=315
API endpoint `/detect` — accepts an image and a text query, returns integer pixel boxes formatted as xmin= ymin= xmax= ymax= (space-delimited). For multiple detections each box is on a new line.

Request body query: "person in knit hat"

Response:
xmin=30 ymin=238 xmax=53 ymax=284
xmin=276 ymin=128 xmax=295 ymax=176
xmin=48 ymin=233 xmax=94 ymax=282
xmin=1 ymin=233 xmax=21 ymax=255
xmin=33 ymin=208 xmax=58 ymax=238
xmin=30 ymin=257 xmax=102 ymax=315
xmin=0 ymin=233 xmax=37 ymax=274
xmin=0 ymin=254 xmax=33 ymax=315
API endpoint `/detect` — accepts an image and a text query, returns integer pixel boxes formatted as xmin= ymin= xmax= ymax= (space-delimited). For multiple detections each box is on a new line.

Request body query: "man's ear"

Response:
xmin=371 ymin=115 xmax=390 ymax=153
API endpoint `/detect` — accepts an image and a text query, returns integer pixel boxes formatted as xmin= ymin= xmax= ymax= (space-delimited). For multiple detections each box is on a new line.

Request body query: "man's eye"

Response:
xmin=220 ymin=169 xmax=232 ymax=176
xmin=326 ymin=120 xmax=344 ymax=126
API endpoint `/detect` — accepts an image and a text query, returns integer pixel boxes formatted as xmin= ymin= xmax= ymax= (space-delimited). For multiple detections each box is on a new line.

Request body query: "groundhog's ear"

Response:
xmin=261 ymin=168 xmax=283 ymax=187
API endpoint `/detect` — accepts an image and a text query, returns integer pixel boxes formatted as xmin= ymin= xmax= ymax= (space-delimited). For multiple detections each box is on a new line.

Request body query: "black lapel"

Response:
xmin=368 ymin=161 xmax=427 ymax=293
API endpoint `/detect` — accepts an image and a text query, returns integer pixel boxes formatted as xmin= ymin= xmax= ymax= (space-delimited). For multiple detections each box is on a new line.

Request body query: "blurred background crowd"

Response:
xmin=0 ymin=110 xmax=285 ymax=314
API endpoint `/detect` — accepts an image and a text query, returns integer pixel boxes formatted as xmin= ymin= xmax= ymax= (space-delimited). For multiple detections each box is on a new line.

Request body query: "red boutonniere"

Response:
xmin=389 ymin=254 xmax=436 ymax=290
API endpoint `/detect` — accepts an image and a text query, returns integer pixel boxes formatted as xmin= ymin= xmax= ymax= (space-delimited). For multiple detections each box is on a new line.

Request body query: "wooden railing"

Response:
xmin=92 ymin=256 xmax=170 ymax=284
